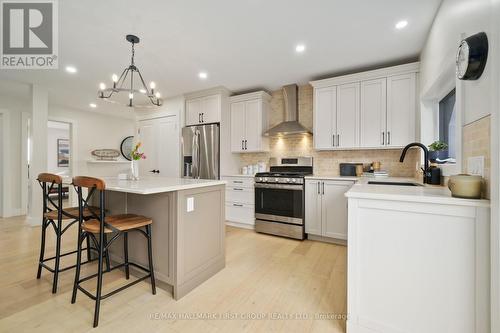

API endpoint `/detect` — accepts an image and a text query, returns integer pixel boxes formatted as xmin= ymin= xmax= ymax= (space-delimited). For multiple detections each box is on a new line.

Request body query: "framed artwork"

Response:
xmin=57 ymin=139 xmax=70 ymax=167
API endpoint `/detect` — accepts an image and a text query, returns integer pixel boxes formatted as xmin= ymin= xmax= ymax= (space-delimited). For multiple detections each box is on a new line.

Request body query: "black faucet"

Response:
xmin=399 ymin=142 xmax=430 ymax=184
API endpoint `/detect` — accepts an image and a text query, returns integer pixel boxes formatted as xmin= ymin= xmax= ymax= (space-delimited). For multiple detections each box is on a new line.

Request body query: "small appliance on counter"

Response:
xmin=340 ymin=163 xmax=363 ymax=177
xmin=448 ymin=174 xmax=483 ymax=199
xmin=428 ymin=165 xmax=442 ymax=185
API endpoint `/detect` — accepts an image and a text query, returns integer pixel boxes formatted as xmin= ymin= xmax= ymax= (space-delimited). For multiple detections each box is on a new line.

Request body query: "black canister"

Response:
xmin=428 ymin=166 xmax=441 ymax=185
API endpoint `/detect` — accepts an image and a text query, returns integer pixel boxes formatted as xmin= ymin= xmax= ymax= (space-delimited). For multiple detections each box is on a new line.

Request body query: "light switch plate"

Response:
xmin=186 ymin=197 xmax=194 ymax=212
xmin=467 ymin=156 xmax=484 ymax=176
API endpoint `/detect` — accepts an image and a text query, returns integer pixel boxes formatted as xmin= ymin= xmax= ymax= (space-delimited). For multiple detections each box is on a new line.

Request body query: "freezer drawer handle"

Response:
xmin=232 ymin=203 xmax=244 ymax=207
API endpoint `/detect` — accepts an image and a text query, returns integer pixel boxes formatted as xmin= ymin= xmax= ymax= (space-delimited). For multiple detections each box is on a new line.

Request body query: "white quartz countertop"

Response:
xmin=101 ymin=176 xmax=226 ymax=195
xmin=221 ymin=174 xmax=256 ymax=178
xmin=346 ymin=176 xmax=490 ymax=207
xmin=305 ymin=175 xmax=359 ymax=181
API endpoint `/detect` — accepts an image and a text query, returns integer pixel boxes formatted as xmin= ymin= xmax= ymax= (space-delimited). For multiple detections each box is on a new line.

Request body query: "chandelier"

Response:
xmin=98 ymin=35 xmax=162 ymax=107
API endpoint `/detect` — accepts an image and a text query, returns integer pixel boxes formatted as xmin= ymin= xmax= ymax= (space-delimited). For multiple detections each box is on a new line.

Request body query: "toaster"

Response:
xmin=339 ymin=163 xmax=363 ymax=176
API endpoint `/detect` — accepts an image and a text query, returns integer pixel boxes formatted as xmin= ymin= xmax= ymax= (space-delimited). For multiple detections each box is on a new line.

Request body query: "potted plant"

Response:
xmin=130 ymin=142 xmax=146 ymax=180
xmin=428 ymin=140 xmax=448 ymax=162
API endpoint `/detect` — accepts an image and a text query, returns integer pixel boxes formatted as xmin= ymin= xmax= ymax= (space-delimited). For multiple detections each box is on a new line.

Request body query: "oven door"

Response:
xmin=254 ymin=183 xmax=303 ymax=225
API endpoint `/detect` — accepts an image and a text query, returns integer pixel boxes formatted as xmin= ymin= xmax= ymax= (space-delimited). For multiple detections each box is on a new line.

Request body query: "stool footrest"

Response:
xmin=76 ymin=265 xmax=152 ymax=301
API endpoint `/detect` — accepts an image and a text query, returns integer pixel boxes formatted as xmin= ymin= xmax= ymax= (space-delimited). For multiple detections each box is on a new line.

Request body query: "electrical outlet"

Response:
xmin=186 ymin=197 xmax=194 ymax=212
xmin=467 ymin=156 xmax=484 ymax=176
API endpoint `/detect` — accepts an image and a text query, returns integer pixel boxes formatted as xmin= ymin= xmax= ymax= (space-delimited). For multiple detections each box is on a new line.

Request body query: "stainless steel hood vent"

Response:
xmin=264 ymin=84 xmax=312 ymax=136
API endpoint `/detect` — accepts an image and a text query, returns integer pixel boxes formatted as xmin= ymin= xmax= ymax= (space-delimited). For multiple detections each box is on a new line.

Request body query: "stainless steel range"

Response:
xmin=254 ymin=157 xmax=313 ymax=240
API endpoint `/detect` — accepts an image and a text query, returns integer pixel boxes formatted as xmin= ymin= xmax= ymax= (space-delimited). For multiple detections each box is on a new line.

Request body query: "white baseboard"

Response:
xmin=307 ymin=234 xmax=347 ymax=246
xmin=225 ymin=221 xmax=254 ymax=230
xmin=26 ymin=215 xmax=42 ymax=226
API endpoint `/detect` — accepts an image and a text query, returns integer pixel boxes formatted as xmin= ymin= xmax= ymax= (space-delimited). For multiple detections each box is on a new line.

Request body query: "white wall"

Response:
xmin=0 ymin=95 xmax=29 ymax=216
xmin=47 ymin=124 xmax=70 ymax=175
xmin=420 ymin=0 xmax=495 ymax=125
xmin=49 ymin=105 xmax=135 ymax=178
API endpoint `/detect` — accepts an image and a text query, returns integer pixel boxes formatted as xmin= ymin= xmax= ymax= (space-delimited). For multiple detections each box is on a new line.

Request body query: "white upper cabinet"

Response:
xmin=314 ymin=86 xmax=337 ymax=149
xmin=386 ymin=73 xmax=416 ymax=147
xmin=360 ymin=78 xmax=387 ymax=148
xmin=337 ymin=82 xmax=360 ymax=149
xmin=230 ymin=101 xmax=246 ymax=152
xmin=310 ymin=62 xmax=419 ymax=150
xmin=229 ymin=91 xmax=270 ymax=153
xmin=185 ymin=94 xmax=221 ymax=126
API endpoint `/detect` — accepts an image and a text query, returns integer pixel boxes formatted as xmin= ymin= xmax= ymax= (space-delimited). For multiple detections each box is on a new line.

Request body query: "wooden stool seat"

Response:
xmin=44 ymin=206 xmax=101 ymax=220
xmin=82 ymin=214 xmax=152 ymax=233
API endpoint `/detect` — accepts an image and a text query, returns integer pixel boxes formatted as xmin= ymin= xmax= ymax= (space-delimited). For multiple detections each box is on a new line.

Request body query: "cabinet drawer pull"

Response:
xmin=233 ymin=188 xmax=244 ymax=191
xmin=233 ymin=203 xmax=244 ymax=207
xmin=233 ymin=180 xmax=244 ymax=184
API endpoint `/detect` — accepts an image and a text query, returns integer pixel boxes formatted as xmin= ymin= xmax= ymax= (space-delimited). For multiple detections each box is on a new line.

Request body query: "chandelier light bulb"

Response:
xmin=112 ymin=74 xmax=118 ymax=82
xmin=155 ymin=92 xmax=161 ymax=98
xmin=139 ymin=89 xmax=146 ymax=94
xmin=99 ymin=82 xmax=106 ymax=90
xmin=150 ymin=81 xmax=156 ymax=89
xmin=129 ymin=92 xmax=134 ymax=99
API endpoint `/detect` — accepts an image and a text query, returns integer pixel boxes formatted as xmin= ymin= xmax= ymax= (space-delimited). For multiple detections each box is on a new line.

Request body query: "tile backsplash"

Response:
xmin=463 ymin=115 xmax=491 ymax=199
xmin=238 ymin=84 xmax=419 ymax=177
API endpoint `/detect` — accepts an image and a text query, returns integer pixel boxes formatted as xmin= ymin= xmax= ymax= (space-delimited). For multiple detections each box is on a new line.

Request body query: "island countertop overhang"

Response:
xmin=100 ymin=176 xmax=226 ymax=195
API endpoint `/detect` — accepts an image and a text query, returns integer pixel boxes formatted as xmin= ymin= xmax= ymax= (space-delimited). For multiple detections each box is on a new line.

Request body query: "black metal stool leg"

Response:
xmin=52 ymin=219 xmax=62 ymax=293
xmin=146 ymin=225 xmax=156 ymax=295
xmin=93 ymin=231 xmax=105 ymax=328
xmin=103 ymin=234 xmax=111 ymax=272
xmin=86 ymin=233 xmax=91 ymax=261
xmin=37 ymin=218 xmax=48 ymax=279
xmin=71 ymin=230 xmax=84 ymax=304
xmin=124 ymin=232 xmax=130 ymax=279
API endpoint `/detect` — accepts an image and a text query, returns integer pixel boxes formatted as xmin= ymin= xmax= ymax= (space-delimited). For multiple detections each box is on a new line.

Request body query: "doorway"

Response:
xmin=46 ymin=121 xmax=72 ymax=208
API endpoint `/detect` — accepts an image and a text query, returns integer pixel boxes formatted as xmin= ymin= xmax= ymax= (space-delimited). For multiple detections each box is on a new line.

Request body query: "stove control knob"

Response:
xmin=258 ymin=177 xmax=263 ymax=182
xmin=274 ymin=178 xmax=279 ymax=183
xmin=263 ymin=177 xmax=268 ymax=182
xmin=285 ymin=178 xmax=291 ymax=183
xmin=291 ymin=178 xmax=297 ymax=183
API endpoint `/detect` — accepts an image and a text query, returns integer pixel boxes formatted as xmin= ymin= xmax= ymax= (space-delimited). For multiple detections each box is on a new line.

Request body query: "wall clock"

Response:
xmin=456 ymin=32 xmax=488 ymax=80
xmin=120 ymin=136 xmax=134 ymax=161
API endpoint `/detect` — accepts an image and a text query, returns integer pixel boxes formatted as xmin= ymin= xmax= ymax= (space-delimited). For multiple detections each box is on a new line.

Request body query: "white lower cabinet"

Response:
xmin=222 ymin=176 xmax=255 ymax=228
xmin=305 ymin=179 xmax=354 ymax=241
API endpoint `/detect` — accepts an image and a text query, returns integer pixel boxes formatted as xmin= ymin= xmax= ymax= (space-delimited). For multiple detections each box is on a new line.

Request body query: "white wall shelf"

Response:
xmin=86 ymin=160 xmax=131 ymax=164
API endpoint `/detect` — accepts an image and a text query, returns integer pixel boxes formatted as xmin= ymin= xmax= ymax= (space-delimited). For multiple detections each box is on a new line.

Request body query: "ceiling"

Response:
xmin=0 ymin=0 xmax=442 ymax=114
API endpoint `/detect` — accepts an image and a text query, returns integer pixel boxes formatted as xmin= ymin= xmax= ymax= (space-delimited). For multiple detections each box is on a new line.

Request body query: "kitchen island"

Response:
xmin=100 ymin=176 xmax=226 ymax=300
xmin=345 ymin=179 xmax=490 ymax=333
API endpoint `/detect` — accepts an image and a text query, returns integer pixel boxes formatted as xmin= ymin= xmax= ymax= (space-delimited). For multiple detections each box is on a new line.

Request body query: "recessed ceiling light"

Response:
xmin=65 ymin=65 xmax=77 ymax=73
xmin=198 ymin=72 xmax=208 ymax=80
xmin=295 ymin=44 xmax=306 ymax=53
xmin=89 ymin=103 xmax=97 ymax=108
xmin=395 ymin=20 xmax=408 ymax=30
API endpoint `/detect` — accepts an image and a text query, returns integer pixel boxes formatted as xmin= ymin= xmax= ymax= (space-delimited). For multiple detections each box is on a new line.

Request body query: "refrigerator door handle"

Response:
xmin=192 ymin=130 xmax=200 ymax=178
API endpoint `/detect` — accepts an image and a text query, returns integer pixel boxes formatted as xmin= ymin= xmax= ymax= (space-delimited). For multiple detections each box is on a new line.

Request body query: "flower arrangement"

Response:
xmin=131 ymin=142 xmax=147 ymax=160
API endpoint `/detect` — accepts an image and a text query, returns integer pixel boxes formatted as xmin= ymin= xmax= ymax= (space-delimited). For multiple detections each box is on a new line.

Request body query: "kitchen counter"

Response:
xmin=346 ymin=176 xmax=490 ymax=207
xmin=101 ymin=176 xmax=226 ymax=300
xmin=346 ymin=176 xmax=490 ymax=333
xmin=305 ymin=175 xmax=359 ymax=181
xmin=102 ymin=176 xmax=226 ymax=194
xmin=221 ymin=174 xmax=256 ymax=178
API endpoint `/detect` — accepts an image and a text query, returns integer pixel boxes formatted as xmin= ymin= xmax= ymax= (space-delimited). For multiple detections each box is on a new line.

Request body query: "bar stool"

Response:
xmin=71 ymin=176 xmax=156 ymax=328
xmin=36 ymin=173 xmax=105 ymax=293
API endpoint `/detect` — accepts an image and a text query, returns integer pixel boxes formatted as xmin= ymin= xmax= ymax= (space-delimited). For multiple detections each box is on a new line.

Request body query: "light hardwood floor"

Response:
xmin=0 ymin=216 xmax=346 ymax=333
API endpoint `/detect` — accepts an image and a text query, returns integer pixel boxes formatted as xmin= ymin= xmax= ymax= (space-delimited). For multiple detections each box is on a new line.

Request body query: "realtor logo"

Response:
xmin=1 ymin=0 xmax=58 ymax=69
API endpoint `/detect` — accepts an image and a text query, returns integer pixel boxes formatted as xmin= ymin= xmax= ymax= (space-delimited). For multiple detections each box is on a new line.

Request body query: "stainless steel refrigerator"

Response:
xmin=181 ymin=124 xmax=220 ymax=179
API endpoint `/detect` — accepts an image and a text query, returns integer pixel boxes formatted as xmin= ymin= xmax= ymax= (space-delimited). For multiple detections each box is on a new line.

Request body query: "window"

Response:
xmin=438 ymin=89 xmax=456 ymax=160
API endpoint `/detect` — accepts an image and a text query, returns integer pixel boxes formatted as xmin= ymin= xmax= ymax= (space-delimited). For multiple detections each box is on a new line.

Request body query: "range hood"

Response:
xmin=264 ymin=84 xmax=312 ymax=136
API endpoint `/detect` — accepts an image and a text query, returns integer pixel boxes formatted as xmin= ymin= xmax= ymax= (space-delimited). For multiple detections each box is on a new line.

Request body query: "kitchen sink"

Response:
xmin=367 ymin=181 xmax=423 ymax=187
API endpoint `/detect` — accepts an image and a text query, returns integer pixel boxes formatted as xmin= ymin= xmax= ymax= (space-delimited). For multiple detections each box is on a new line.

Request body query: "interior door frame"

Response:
xmin=47 ymin=116 xmax=78 ymax=207
xmin=0 ymin=109 xmax=9 ymax=217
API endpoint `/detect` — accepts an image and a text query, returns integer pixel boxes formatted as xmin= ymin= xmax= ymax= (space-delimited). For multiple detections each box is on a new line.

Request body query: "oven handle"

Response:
xmin=254 ymin=183 xmax=303 ymax=191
